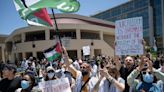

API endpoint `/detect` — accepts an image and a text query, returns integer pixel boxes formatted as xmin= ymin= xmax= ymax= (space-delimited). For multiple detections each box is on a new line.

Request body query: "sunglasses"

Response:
xmin=142 ymin=71 xmax=152 ymax=75
xmin=48 ymin=70 xmax=55 ymax=73
xmin=80 ymin=66 xmax=87 ymax=69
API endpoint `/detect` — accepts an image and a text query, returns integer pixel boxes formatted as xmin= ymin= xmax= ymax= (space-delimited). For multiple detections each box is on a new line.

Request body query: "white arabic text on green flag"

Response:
xmin=14 ymin=0 xmax=80 ymax=19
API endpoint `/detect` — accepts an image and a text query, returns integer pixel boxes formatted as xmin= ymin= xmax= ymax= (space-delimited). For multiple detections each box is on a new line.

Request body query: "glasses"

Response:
xmin=80 ymin=66 xmax=87 ymax=69
xmin=142 ymin=71 xmax=152 ymax=75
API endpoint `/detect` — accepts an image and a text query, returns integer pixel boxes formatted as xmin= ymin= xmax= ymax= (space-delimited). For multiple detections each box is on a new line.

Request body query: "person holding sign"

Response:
xmin=44 ymin=66 xmax=56 ymax=81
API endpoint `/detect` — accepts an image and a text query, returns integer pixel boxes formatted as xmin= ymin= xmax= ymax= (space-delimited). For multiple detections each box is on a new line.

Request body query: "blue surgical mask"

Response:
xmin=142 ymin=73 xmax=154 ymax=83
xmin=21 ymin=80 xmax=30 ymax=89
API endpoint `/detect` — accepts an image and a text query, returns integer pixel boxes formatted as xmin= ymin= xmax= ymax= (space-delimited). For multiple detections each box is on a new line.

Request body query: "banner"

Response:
xmin=39 ymin=78 xmax=71 ymax=92
xmin=115 ymin=17 xmax=143 ymax=55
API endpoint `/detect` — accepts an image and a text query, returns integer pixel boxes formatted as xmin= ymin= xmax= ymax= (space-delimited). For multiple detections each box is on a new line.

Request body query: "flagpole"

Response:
xmin=51 ymin=8 xmax=63 ymax=46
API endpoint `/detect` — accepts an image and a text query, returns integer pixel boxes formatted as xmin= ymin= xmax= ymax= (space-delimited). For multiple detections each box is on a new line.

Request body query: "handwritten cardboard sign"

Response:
xmin=39 ymin=78 xmax=71 ymax=92
xmin=115 ymin=17 xmax=144 ymax=55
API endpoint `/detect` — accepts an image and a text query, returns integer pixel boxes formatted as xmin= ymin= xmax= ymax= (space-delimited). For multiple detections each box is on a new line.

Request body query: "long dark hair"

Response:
xmin=108 ymin=65 xmax=120 ymax=79
xmin=24 ymin=72 xmax=36 ymax=87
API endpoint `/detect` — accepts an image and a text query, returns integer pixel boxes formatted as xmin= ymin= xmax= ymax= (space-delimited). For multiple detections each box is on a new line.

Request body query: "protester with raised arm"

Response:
xmin=62 ymin=46 xmax=98 ymax=92
xmin=127 ymin=55 xmax=164 ymax=92
xmin=93 ymin=64 xmax=125 ymax=92
xmin=114 ymin=56 xmax=135 ymax=92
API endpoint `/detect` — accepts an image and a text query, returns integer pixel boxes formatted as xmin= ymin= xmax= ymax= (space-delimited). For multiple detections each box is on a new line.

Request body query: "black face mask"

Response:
xmin=81 ymin=70 xmax=89 ymax=76
xmin=90 ymin=62 xmax=95 ymax=66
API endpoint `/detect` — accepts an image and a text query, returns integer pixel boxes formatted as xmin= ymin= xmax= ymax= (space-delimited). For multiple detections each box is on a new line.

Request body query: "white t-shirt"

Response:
xmin=98 ymin=77 xmax=110 ymax=92
xmin=91 ymin=64 xmax=98 ymax=77
xmin=99 ymin=77 xmax=125 ymax=92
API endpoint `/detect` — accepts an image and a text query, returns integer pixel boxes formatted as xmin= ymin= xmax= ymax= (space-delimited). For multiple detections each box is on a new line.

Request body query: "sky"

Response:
xmin=0 ymin=0 xmax=128 ymax=35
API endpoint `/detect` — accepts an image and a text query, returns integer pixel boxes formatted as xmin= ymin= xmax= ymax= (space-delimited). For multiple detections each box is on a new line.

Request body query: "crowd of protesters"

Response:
xmin=0 ymin=46 xmax=164 ymax=92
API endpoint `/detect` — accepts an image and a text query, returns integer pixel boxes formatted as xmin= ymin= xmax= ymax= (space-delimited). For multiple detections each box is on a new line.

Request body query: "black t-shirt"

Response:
xmin=0 ymin=77 xmax=21 ymax=92
xmin=120 ymin=66 xmax=135 ymax=92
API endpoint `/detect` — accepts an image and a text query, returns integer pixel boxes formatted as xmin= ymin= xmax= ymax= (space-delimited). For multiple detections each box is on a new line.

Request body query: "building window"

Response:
xmin=67 ymin=50 xmax=77 ymax=60
xmin=26 ymin=52 xmax=33 ymax=59
xmin=50 ymin=29 xmax=76 ymax=40
xmin=25 ymin=31 xmax=45 ymax=42
xmin=37 ymin=52 xmax=45 ymax=60
xmin=94 ymin=49 xmax=101 ymax=57
xmin=81 ymin=30 xmax=100 ymax=40
xmin=18 ymin=53 xmax=23 ymax=61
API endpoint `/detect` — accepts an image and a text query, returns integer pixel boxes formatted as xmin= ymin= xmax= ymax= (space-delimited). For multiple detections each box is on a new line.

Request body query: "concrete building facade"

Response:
xmin=0 ymin=35 xmax=8 ymax=62
xmin=5 ymin=14 xmax=115 ymax=62
xmin=92 ymin=0 xmax=164 ymax=52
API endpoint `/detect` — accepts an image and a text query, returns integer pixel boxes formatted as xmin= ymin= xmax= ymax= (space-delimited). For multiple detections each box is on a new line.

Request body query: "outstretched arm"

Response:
xmin=62 ymin=46 xmax=78 ymax=78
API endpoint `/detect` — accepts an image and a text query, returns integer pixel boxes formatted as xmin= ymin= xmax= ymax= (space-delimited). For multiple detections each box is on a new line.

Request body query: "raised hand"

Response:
xmin=137 ymin=55 xmax=148 ymax=71
xmin=147 ymin=59 xmax=153 ymax=71
xmin=99 ymin=68 xmax=113 ymax=81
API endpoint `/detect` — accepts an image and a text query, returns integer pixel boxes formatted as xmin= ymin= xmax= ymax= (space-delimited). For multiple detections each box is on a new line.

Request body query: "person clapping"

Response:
xmin=93 ymin=64 xmax=125 ymax=92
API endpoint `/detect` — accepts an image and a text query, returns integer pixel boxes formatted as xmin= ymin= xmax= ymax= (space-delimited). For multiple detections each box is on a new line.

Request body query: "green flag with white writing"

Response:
xmin=14 ymin=0 xmax=80 ymax=19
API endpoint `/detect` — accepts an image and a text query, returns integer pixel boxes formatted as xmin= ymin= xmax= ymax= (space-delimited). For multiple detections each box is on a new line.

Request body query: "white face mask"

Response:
xmin=47 ymin=73 xmax=55 ymax=79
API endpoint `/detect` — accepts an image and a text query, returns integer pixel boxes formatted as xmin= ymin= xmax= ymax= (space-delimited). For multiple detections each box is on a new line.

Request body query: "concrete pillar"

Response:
xmin=15 ymin=53 xmax=18 ymax=61
xmin=45 ymin=29 xmax=50 ymax=40
xmin=148 ymin=2 xmax=154 ymax=47
xmin=33 ymin=51 xmax=37 ymax=58
xmin=100 ymin=31 xmax=103 ymax=40
xmin=77 ymin=49 xmax=81 ymax=59
xmin=10 ymin=52 xmax=15 ymax=63
xmin=90 ymin=46 xmax=94 ymax=59
xmin=1 ymin=45 xmax=5 ymax=62
xmin=22 ymin=52 xmax=26 ymax=59
xmin=76 ymin=29 xmax=81 ymax=39
xmin=21 ymin=33 xmax=25 ymax=42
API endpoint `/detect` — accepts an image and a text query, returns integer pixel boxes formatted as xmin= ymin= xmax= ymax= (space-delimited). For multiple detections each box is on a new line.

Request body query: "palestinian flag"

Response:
xmin=13 ymin=0 xmax=53 ymax=27
xmin=26 ymin=8 xmax=53 ymax=27
xmin=44 ymin=42 xmax=62 ymax=62
xmin=13 ymin=0 xmax=80 ymax=20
